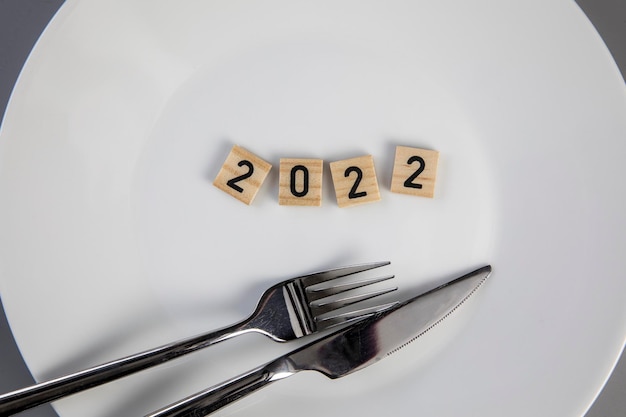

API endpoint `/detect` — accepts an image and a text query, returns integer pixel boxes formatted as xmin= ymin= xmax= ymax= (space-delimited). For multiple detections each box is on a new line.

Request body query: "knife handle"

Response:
xmin=147 ymin=358 xmax=296 ymax=417
xmin=0 ymin=322 xmax=249 ymax=415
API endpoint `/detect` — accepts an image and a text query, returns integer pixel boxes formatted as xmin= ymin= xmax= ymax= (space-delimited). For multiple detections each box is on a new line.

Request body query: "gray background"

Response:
xmin=0 ymin=1 xmax=624 ymax=416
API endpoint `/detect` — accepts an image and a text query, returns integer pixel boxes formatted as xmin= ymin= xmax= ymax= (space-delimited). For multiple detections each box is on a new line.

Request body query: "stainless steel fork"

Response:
xmin=0 ymin=261 xmax=396 ymax=415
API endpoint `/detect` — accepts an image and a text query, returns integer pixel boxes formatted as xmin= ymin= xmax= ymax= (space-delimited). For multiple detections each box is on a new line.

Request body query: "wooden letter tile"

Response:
xmin=329 ymin=155 xmax=381 ymax=208
xmin=390 ymin=146 xmax=439 ymax=198
xmin=213 ymin=145 xmax=272 ymax=205
xmin=279 ymin=158 xmax=323 ymax=206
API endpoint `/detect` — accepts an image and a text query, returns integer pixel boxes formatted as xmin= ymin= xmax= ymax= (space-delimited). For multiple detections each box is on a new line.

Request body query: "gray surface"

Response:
xmin=0 ymin=3 xmax=65 ymax=416
xmin=0 ymin=1 xmax=624 ymax=416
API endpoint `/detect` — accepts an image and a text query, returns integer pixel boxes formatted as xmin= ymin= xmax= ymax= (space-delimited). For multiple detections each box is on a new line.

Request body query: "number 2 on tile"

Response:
xmin=403 ymin=155 xmax=425 ymax=189
xmin=226 ymin=160 xmax=254 ymax=193
xmin=345 ymin=166 xmax=367 ymax=199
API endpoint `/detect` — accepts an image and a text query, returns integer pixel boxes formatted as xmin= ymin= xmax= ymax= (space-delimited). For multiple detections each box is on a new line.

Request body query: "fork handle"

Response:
xmin=146 ymin=358 xmax=296 ymax=417
xmin=0 ymin=322 xmax=250 ymax=415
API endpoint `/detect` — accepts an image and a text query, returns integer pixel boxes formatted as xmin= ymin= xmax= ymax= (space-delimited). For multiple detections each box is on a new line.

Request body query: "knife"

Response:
xmin=147 ymin=265 xmax=492 ymax=417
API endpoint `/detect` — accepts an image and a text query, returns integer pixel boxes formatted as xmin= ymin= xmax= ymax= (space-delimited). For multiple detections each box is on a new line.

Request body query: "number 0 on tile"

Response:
xmin=279 ymin=158 xmax=323 ymax=206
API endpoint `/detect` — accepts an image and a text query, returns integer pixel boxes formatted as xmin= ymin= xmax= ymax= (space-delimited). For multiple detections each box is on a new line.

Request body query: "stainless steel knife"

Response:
xmin=147 ymin=265 xmax=492 ymax=417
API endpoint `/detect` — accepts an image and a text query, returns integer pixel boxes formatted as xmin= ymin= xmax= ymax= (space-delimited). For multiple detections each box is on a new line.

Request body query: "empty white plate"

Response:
xmin=1 ymin=1 xmax=625 ymax=416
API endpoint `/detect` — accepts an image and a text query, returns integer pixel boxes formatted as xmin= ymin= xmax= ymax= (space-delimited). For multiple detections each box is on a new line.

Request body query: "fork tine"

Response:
xmin=314 ymin=301 xmax=400 ymax=330
xmin=306 ymin=274 xmax=395 ymax=302
xmin=298 ymin=261 xmax=390 ymax=287
xmin=310 ymin=286 xmax=398 ymax=316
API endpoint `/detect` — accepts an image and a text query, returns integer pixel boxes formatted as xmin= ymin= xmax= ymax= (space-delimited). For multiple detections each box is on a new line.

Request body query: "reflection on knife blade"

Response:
xmin=147 ymin=265 xmax=492 ymax=417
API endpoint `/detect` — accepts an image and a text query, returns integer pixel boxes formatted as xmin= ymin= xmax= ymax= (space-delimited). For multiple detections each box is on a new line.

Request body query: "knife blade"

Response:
xmin=147 ymin=265 xmax=491 ymax=417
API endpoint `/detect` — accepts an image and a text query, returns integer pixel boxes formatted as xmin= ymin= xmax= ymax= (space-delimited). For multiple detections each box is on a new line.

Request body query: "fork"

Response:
xmin=0 ymin=261 xmax=396 ymax=415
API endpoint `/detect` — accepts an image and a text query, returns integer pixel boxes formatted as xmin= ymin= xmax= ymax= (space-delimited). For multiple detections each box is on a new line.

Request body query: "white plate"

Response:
xmin=1 ymin=1 xmax=625 ymax=416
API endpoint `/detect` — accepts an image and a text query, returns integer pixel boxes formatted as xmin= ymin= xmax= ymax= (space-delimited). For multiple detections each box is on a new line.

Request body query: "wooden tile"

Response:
xmin=279 ymin=158 xmax=323 ymax=206
xmin=213 ymin=145 xmax=272 ymax=205
xmin=390 ymin=146 xmax=439 ymax=198
xmin=329 ymin=155 xmax=381 ymax=208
